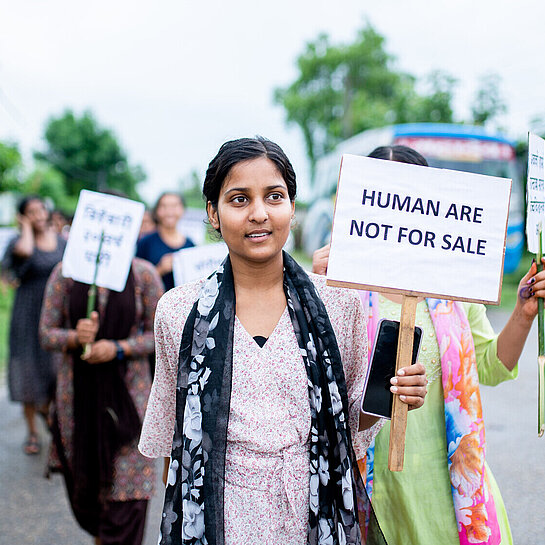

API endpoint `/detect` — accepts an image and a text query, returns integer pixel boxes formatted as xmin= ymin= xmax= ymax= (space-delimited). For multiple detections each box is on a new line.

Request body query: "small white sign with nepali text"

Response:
xmin=62 ymin=190 xmax=144 ymax=292
xmin=526 ymin=132 xmax=545 ymax=253
xmin=173 ymin=242 xmax=228 ymax=286
xmin=327 ymin=155 xmax=511 ymax=304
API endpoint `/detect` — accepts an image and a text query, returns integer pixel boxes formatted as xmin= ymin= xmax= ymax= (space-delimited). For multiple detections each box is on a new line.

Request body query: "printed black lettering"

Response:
xmin=452 ymin=236 xmax=465 ymax=252
xmin=377 ymin=192 xmax=391 ymax=208
xmin=350 ymin=220 xmax=364 ymax=237
xmin=460 ymin=205 xmax=471 ymax=222
xmin=392 ymin=194 xmax=410 ymax=212
xmin=365 ymin=223 xmax=380 ymax=238
xmin=408 ymin=229 xmax=423 ymax=245
xmin=441 ymin=234 xmax=452 ymax=250
xmin=427 ymin=200 xmax=440 ymax=217
xmin=424 ymin=231 xmax=435 ymax=247
xmin=382 ymin=224 xmax=393 ymax=240
xmin=411 ymin=198 xmax=424 ymax=214
xmin=362 ymin=189 xmax=375 ymax=206
xmin=445 ymin=203 xmax=458 ymax=220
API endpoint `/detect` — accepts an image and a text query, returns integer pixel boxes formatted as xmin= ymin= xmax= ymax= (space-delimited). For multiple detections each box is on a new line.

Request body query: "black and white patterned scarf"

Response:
xmin=160 ymin=252 xmax=386 ymax=545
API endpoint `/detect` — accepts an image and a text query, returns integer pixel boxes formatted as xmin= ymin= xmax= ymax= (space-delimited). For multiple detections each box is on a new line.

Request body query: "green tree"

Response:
xmin=471 ymin=73 xmax=507 ymax=126
xmin=22 ymin=163 xmax=77 ymax=212
xmin=179 ymin=169 xmax=204 ymax=209
xmin=0 ymin=141 xmax=23 ymax=192
xmin=275 ymin=24 xmax=456 ymax=178
xmin=36 ymin=110 xmax=145 ymax=200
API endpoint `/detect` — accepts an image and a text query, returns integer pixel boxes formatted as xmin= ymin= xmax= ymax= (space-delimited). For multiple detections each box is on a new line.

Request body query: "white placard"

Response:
xmin=173 ymin=242 xmax=227 ymax=286
xmin=526 ymin=132 xmax=545 ymax=253
xmin=62 ymin=190 xmax=144 ymax=292
xmin=178 ymin=209 xmax=207 ymax=246
xmin=327 ymin=155 xmax=511 ymax=304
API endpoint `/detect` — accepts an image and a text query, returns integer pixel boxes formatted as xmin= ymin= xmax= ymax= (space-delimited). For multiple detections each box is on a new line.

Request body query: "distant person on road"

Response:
xmin=2 ymin=195 xmax=66 ymax=455
xmin=138 ymin=208 xmax=156 ymax=240
xmin=136 ymin=192 xmax=195 ymax=290
xmin=312 ymin=144 xmax=543 ymax=545
xmin=51 ymin=209 xmax=71 ymax=240
xmin=39 ymin=250 xmax=163 ymax=545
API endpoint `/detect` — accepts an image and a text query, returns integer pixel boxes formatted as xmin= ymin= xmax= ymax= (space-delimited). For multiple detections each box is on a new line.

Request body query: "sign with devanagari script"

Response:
xmin=62 ymin=190 xmax=144 ymax=291
xmin=173 ymin=242 xmax=228 ymax=286
xmin=527 ymin=132 xmax=545 ymax=253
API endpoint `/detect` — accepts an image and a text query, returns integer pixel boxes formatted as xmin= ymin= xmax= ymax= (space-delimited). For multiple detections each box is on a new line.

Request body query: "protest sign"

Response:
xmin=172 ymin=242 xmax=228 ymax=286
xmin=328 ymin=154 xmax=511 ymax=470
xmin=527 ymin=132 xmax=545 ymax=254
xmin=526 ymin=133 xmax=545 ymax=436
xmin=62 ymin=190 xmax=144 ymax=292
xmin=327 ymin=154 xmax=512 ymax=305
xmin=179 ymin=209 xmax=207 ymax=246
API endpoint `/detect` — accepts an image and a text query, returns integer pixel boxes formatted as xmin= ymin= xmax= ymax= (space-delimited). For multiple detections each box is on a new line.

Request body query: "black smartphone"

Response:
xmin=361 ymin=319 xmax=423 ymax=419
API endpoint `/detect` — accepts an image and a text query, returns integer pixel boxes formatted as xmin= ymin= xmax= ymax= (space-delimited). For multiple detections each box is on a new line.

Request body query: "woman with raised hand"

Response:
xmin=139 ymin=137 xmax=427 ymax=545
xmin=2 ymin=195 xmax=66 ymax=455
xmin=312 ymin=145 xmax=541 ymax=545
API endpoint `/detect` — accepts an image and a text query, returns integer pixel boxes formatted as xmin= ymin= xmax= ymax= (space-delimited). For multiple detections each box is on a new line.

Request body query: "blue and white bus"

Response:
xmin=302 ymin=123 xmax=524 ymax=273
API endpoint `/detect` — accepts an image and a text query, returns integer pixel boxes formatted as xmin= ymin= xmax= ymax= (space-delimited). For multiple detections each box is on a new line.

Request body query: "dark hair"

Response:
xmin=18 ymin=195 xmax=45 ymax=215
xmin=203 ymin=136 xmax=297 ymax=208
xmin=51 ymin=209 xmax=68 ymax=220
xmin=368 ymin=145 xmax=428 ymax=167
xmin=152 ymin=192 xmax=186 ymax=223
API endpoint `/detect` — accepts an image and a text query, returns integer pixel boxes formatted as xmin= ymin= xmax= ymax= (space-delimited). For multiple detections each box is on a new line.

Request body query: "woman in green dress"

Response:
xmin=312 ymin=145 xmax=543 ymax=545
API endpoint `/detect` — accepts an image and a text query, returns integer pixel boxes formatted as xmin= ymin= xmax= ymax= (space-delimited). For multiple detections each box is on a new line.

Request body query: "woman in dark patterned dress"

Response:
xmin=2 ymin=195 xmax=66 ymax=454
xmin=39 ymin=255 xmax=163 ymax=545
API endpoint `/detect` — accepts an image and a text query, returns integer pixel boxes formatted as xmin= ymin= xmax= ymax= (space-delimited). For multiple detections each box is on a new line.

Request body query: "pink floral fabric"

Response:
xmin=428 ymin=299 xmax=500 ymax=545
xmin=140 ymin=272 xmax=382 ymax=544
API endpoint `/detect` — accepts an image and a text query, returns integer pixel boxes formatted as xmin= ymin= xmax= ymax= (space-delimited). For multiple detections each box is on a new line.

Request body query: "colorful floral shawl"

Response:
xmin=159 ymin=254 xmax=386 ymax=545
xmin=360 ymin=292 xmax=500 ymax=545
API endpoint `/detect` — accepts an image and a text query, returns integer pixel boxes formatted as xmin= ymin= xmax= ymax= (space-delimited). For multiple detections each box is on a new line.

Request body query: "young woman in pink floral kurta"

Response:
xmin=139 ymin=137 xmax=428 ymax=545
xmin=140 ymin=273 xmax=380 ymax=543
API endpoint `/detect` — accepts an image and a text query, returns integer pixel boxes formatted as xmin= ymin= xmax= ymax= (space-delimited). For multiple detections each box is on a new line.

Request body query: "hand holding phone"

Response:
xmin=361 ymin=319 xmax=423 ymax=419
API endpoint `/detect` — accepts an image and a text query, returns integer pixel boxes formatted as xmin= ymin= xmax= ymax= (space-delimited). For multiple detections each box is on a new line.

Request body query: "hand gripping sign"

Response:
xmin=327 ymin=155 xmax=511 ymax=470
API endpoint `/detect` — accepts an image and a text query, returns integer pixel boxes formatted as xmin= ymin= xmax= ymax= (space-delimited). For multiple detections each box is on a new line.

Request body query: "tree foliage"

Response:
xmin=471 ymin=73 xmax=507 ymax=126
xmin=22 ymin=164 xmax=77 ymax=212
xmin=36 ymin=110 xmax=145 ymax=200
xmin=0 ymin=141 xmax=23 ymax=192
xmin=275 ymin=24 xmax=456 ymax=176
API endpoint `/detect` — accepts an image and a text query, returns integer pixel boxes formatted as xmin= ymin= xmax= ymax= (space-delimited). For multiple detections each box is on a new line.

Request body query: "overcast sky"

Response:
xmin=1 ymin=0 xmax=544 ymax=203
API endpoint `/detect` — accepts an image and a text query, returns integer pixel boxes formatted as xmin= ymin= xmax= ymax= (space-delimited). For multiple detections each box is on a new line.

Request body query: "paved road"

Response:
xmin=0 ymin=309 xmax=543 ymax=544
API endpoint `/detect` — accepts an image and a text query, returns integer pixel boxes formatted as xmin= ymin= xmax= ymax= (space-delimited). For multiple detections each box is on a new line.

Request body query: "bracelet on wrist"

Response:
xmin=113 ymin=340 xmax=125 ymax=361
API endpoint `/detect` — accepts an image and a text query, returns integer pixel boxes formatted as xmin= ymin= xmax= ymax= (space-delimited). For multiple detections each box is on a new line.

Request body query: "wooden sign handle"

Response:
xmin=388 ymin=295 xmax=418 ymax=471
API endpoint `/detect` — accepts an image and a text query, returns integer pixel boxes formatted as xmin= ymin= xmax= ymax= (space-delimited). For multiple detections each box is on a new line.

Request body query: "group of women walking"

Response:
xmin=2 ymin=136 xmax=543 ymax=545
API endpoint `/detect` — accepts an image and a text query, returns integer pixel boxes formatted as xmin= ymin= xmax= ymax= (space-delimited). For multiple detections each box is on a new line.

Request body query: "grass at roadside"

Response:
xmin=0 ymin=285 xmax=13 ymax=376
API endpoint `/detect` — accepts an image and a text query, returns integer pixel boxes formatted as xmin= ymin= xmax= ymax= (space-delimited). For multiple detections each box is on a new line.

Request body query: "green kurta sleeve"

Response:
xmin=462 ymin=302 xmax=518 ymax=386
